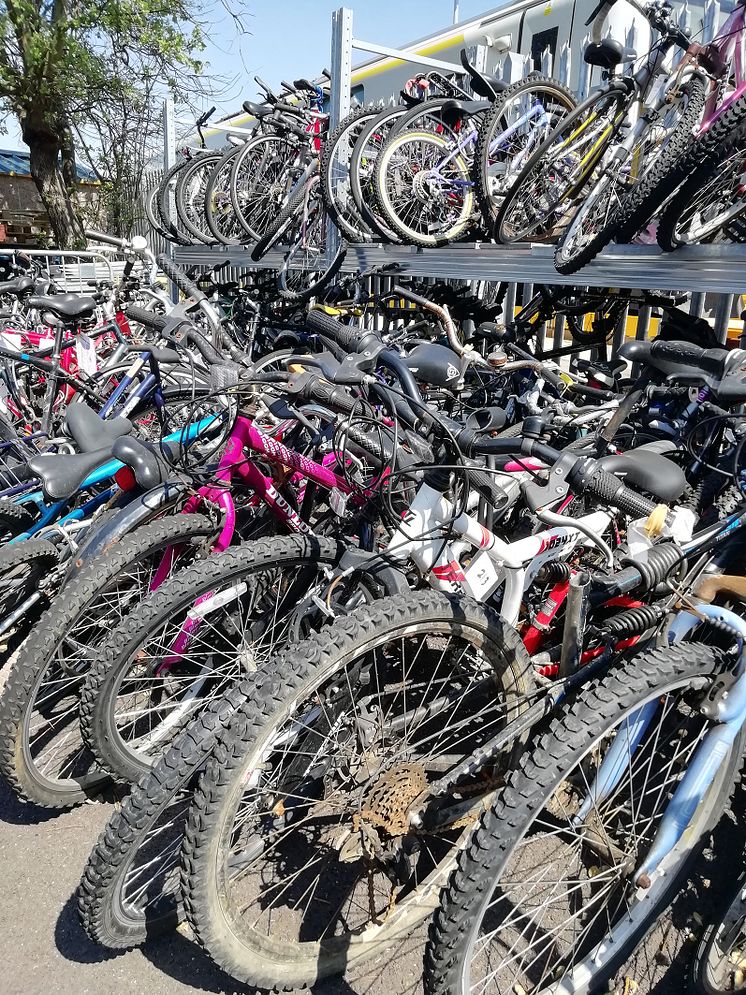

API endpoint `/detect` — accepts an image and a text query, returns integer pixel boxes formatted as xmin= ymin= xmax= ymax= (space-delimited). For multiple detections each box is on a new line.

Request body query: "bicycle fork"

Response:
xmin=571 ymin=603 xmax=746 ymax=888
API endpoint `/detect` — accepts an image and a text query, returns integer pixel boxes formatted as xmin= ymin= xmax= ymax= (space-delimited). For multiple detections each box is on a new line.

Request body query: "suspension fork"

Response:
xmin=634 ymin=602 xmax=746 ymax=887
xmin=572 ymin=603 xmax=746 ymax=886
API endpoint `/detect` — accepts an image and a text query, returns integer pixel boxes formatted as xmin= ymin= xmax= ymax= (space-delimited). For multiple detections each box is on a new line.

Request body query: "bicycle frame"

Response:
xmin=696 ymin=0 xmax=746 ymax=132
xmin=386 ymin=477 xmax=612 ymax=626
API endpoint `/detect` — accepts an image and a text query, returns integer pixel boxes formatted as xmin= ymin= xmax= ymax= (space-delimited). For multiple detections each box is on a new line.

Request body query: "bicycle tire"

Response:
xmin=690 ymin=867 xmax=746 ymax=994
xmin=175 ymin=151 xmax=222 ymax=245
xmin=0 ymin=514 xmax=214 ymax=808
xmin=277 ymin=242 xmax=347 ymax=303
xmin=78 ymin=686 xmax=245 ymax=948
xmin=374 ymin=129 xmax=475 ymax=247
xmin=182 ymin=589 xmax=532 ymax=991
xmin=349 ymin=105 xmax=407 ymax=242
xmin=78 ymin=535 xmax=360 ymax=784
xmin=319 ymin=105 xmax=378 ymax=243
xmin=426 ymin=641 xmax=745 ymax=995
xmin=555 ymin=77 xmax=706 ymax=273
xmin=494 ymin=85 xmax=629 ymax=244
xmin=156 ymin=159 xmax=195 ymax=246
xmin=250 ymin=164 xmax=318 ymax=261
xmin=474 ymin=76 xmax=577 ymax=227
xmin=229 ymin=133 xmax=300 ymax=242
xmin=203 ymin=145 xmax=245 ymax=246
xmin=657 ymin=101 xmax=746 ymax=251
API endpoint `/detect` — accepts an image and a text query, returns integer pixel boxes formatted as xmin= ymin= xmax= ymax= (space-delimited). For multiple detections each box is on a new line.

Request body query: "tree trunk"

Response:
xmin=24 ymin=130 xmax=85 ymax=248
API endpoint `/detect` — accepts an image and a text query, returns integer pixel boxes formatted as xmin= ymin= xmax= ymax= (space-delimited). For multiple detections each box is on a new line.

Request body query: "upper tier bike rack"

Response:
xmin=173 ymin=1 xmax=746 ymax=303
xmin=173 ymin=241 xmax=746 ymax=295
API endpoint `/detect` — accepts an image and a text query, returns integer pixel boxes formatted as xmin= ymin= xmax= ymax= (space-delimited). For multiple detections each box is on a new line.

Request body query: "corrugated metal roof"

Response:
xmin=0 ymin=148 xmax=98 ymax=183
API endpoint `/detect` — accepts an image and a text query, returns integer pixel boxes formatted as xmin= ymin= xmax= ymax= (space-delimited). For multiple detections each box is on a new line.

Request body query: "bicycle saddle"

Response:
xmin=0 ymin=276 xmax=34 ymax=297
xmin=459 ymin=48 xmax=507 ymax=99
xmin=27 ymin=294 xmax=96 ymax=321
xmin=405 ymin=342 xmax=465 ymax=388
xmin=597 ymin=447 xmax=687 ymax=502
xmin=64 ymin=403 xmax=132 ymax=454
xmin=111 ymin=436 xmax=177 ymax=490
xmin=28 ymin=448 xmax=115 ymax=501
xmin=242 ymin=100 xmax=273 ymax=119
xmin=440 ymin=98 xmax=492 ymax=117
xmin=584 ymin=38 xmax=624 ymax=70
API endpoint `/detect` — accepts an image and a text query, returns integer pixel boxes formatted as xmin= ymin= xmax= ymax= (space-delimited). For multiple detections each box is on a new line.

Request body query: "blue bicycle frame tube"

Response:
xmin=8 ymin=414 xmax=221 ymax=543
xmin=634 ymin=604 xmax=746 ymax=885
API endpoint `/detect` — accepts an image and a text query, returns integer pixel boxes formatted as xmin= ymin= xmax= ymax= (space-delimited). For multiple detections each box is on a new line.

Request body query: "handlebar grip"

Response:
xmin=124 ymin=304 xmax=169 ymax=332
xmin=306 ymin=310 xmax=377 ymax=352
xmin=86 ymin=230 xmax=127 ymax=248
xmin=344 ymin=422 xmax=394 ymax=468
xmin=466 ymin=467 xmax=511 ymax=513
xmin=302 ymin=375 xmax=361 ymax=416
xmin=157 ymin=253 xmax=207 ymax=302
xmin=183 ymin=327 xmax=223 ymax=365
xmin=582 ymin=467 xmax=658 ymax=518
xmin=650 ymin=339 xmax=727 ymax=376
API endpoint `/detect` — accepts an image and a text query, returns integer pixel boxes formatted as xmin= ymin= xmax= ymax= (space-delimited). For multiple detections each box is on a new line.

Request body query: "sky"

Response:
xmin=1 ymin=0 xmax=501 ymax=151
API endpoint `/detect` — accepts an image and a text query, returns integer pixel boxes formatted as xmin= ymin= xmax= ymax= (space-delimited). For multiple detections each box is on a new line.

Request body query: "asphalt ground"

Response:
xmin=1 ymin=769 xmax=742 ymax=995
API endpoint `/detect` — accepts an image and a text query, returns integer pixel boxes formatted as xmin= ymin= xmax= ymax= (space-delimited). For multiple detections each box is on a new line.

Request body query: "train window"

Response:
xmin=531 ymin=26 xmax=559 ymax=69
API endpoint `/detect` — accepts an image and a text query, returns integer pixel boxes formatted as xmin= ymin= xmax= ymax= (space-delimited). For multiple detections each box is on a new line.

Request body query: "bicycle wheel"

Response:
xmin=320 ymin=105 xmax=378 ymax=242
xmin=475 ymin=76 xmax=576 ymax=227
xmin=374 ymin=130 xmax=475 ymax=246
xmin=175 ymin=151 xmax=221 ymax=245
xmin=0 ymin=540 xmax=60 ymax=657
xmin=157 ymin=158 xmax=196 ymax=246
xmin=78 ymin=535 xmax=374 ymax=784
xmin=349 ymin=106 xmax=407 ymax=242
xmin=555 ymin=78 xmax=706 ymax=273
xmin=144 ymin=183 xmax=172 ymax=243
xmin=250 ymin=163 xmax=318 ymax=262
xmin=691 ymin=868 xmax=746 ymax=994
xmin=0 ymin=514 xmax=214 ymax=808
xmin=78 ymin=688 xmax=244 ymax=948
xmin=426 ymin=642 xmax=744 ymax=995
xmin=495 ymin=86 xmax=628 ymax=244
xmin=203 ymin=146 xmax=245 ymax=246
xmin=658 ymin=110 xmax=746 ymax=250
xmin=182 ymin=590 xmax=532 ymax=990
xmin=230 ymin=133 xmax=299 ymax=241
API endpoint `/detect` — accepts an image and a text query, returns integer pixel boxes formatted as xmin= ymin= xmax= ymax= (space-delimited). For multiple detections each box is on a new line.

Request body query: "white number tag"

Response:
xmin=464 ymin=550 xmax=501 ymax=601
xmin=76 ymin=333 xmax=98 ymax=375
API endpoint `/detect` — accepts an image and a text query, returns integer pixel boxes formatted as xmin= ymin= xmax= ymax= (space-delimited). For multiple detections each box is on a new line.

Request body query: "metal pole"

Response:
xmin=328 ymin=7 xmax=354 ymax=264
xmin=714 ymin=293 xmax=734 ymax=343
xmin=453 ymin=0 xmax=460 ymax=23
xmin=162 ymin=97 xmax=178 ymax=303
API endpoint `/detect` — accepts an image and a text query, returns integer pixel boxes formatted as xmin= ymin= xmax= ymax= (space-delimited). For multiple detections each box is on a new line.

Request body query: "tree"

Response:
xmin=0 ymin=0 xmax=224 ymax=246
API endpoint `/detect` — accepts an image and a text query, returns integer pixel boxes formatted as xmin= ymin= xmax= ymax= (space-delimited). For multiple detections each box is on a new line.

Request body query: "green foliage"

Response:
xmin=0 ymin=0 xmax=231 ymax=243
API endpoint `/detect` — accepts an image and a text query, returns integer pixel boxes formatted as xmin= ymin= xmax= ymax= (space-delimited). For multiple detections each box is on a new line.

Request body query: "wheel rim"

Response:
xmin=674 ymin=147 xmax=746 ymax=245
xmin=460 ymin=677 xmax=729 ymax=994
xmin=212 ymin=618 xmax=529 ymax=969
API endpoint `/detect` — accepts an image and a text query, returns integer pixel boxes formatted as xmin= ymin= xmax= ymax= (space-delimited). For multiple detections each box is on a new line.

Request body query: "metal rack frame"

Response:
xmin=172 ymin=3 xmax=746 ymax=314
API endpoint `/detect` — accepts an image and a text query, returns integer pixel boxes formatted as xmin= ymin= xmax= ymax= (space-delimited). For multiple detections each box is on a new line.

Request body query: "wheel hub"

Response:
xmin=359 ymin=762 xmax=428 ymax=837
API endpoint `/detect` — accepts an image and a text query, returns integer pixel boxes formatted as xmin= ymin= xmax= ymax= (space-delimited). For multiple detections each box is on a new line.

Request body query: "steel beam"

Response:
xmin=173 ymin=241 xmax=746 ymax=295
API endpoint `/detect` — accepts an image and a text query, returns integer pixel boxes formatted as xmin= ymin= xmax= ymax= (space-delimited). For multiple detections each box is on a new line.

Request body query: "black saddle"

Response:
xmin=459 ymin=48 xmax=507 ymax=100
xmin=242 ymin=100 xmax=274 ymax=119
xmin=405 ymin=342 xmax=465 ymax=388
xmin=64 ymin=404 xmax=132 ymax=453
xmin=112 ymin=437 xmax=177 ymax=490
xmin=28 ymin=448 xmax=114 ymax=501
xmin=598 ymin=447 xmax=687 ymax=502
xmin=440 ymin=98 xmax=492 ymax=117
xmin=0 ymin=277 xmax=34 ymax=297
xmin=27 ymin=294 xmax=96 ymax=322
xmin=584 ymin=38 xmax=624 ymax=70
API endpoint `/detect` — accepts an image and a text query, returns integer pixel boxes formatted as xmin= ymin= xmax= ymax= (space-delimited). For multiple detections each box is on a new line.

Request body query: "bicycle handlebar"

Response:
xmin=124 ymin=304 xmax=169 ymax=332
